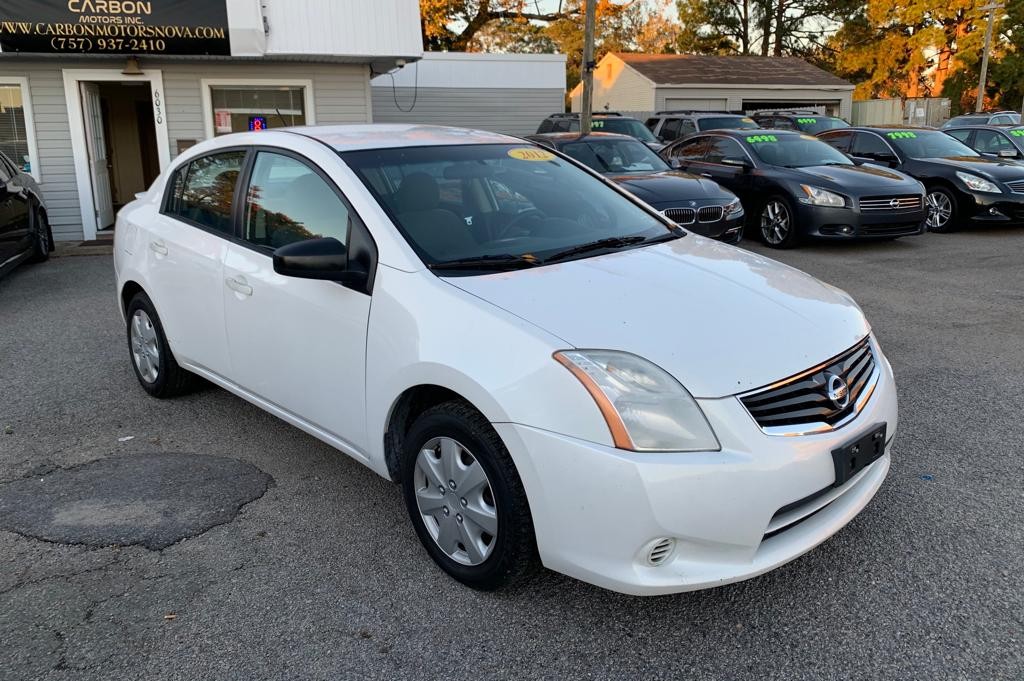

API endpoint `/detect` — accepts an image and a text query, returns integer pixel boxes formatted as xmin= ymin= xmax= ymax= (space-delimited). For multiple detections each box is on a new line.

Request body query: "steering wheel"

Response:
xmin=496 ymin=209 xmax=546 ymax=239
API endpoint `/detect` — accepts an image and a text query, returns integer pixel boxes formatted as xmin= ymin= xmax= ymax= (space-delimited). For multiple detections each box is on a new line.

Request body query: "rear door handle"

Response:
xmin=226 ymin=276 xmax=253 ymax=297
xmin=149 ymin=240 xmax=168 ymax=256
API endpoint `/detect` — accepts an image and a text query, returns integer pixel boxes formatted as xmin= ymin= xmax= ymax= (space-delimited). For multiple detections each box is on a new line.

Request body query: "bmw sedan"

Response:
xmin=819 ymin=126 xmax=1024 ymax=232
xmin=527 ymin=132 xmax=744 ymax=243
xmin=114 ymin=124 xmax=898 ymax=595
xmin=661 ymin=129 xmax=926 ymax=248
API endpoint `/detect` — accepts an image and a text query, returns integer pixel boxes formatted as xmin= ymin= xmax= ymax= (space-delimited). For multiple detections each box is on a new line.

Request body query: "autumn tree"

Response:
xmin=420 ymin=1 xmax=585 ymax=51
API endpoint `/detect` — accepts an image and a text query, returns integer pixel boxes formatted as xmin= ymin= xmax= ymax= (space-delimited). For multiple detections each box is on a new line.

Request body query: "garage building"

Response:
xmin=571 ymin=53 xmax=854 ymax=120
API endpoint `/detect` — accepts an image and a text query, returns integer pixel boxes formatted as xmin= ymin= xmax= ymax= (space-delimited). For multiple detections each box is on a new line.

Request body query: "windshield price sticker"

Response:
xmin=797 ymin=118 xmax=817 ymax=124
xmin=746 ymin=134 xmax=778 ymax=143
xmin=887 ymin=131 xmax=917 ymax=139
xmin=590 ymin=120 xmax=605 ymax=129
xmin=1010 ymin=130 xmax=1024 ymax=137
xmin=508 ymin=148 xmax=556 ymax=162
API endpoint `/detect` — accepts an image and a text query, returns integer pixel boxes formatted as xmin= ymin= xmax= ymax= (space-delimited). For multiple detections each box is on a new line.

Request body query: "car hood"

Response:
xmin=917 ymin=156 xmax=1024 ymax=181
xmin=443 ymin=237 xmax=869 ymax=398
xmin=784 ymin=164 xmax=919 ymax=192
xmin=611 ymin=171 xmax=733 ymax=203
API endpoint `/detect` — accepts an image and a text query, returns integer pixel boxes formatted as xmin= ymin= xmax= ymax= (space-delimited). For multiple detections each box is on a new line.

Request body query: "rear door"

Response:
xmin=849 ymin=132 xmax=899 ymax=167
xmin=221 ymin=148 xmax=372 ymax=451
xmin=0 ymin=159 xmax=17 ymax=262
xmin=146 ymin=149 xmax=246 ymax=376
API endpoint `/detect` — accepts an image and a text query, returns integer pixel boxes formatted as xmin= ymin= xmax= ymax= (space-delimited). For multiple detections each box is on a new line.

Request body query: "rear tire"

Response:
xmin=401 ymin=401 xmax=538 ymax=591
xmin=925 ymin=187 xmax=958 ymax=233
xmin=125 ymin=292 xmax=197 ymax=398
xmin=28 ymin=207 xmax=51 ymax=263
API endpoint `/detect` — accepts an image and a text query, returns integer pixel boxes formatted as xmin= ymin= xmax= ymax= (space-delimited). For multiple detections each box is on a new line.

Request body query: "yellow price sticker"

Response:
xmin=507 ymin=148 xmax=556 ymax=162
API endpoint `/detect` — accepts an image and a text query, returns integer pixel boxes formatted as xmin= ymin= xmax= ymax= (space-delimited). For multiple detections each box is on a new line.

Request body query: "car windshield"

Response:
xmin=341 ymin=144 xmax=676 ymax=271
xmin=590 ymin=118 xmax=659 ymax=143
xmin=795 ymin=117 xmax=849 ymax=134
xmin=884 ymin=130 xmax=980 ymax=158
xmin=697 ymin=116 xmax=759 ymax=131
xmin=745 ymin=133 xmax=853 ymax=167
xmin=560 ymin=138 xmax=670 ymax=175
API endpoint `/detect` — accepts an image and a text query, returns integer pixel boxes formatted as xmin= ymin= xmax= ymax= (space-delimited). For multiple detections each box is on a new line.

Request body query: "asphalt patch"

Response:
xmin=0 ymin=453 xmax=272 ymax=549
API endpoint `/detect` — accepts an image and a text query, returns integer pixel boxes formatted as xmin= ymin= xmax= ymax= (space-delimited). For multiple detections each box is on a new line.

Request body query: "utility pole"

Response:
xmin=580 ymin=0 xmax=597 ymax=136
xmin=976 ymin=3 xmax=1001 ymax=112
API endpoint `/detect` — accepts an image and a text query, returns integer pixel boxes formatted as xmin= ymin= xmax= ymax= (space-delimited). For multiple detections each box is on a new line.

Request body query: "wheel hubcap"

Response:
xmin=414 ymin=436 xmax=497 ymax=566
xmin=130 ymin=310 xmax=160 ymax=383
xmin=761 ymin=201 xmax=790 ymax=245
xmin=926 ymin=192 xmax=951 ymax=229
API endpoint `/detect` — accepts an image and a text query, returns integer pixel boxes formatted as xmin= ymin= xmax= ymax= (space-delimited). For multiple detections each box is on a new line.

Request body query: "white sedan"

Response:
xmin=113 ymin=125 xmax=897 ymax=595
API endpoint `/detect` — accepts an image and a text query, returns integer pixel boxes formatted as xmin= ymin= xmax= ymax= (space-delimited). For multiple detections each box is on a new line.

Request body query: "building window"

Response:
xmin=209 ymin=85 xmax=308 ymax=135
xmin=0 ymin=80 xmax=38 ymax=179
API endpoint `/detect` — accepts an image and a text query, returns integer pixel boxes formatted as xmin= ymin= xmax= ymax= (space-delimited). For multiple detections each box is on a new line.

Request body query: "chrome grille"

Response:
xmin=698 ymin=205 xmax=725 ymax=222
xmin=739 ymin=338 xmax=878 ymax=435
xmin=663 ymin=207 xmax=696 ymax=224
xmin=1006 ymin=179 xmax=1024 ymax=194
xmin=859 ymin=195 xmax=923 ymax=211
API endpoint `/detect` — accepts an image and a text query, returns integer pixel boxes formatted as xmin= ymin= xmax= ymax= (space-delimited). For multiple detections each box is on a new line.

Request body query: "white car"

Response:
xmin=113 ymin=125 xmax=898 ymax=596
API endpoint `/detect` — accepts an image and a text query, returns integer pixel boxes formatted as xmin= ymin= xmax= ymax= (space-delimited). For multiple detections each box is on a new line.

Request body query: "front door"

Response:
xmin=81 ymin=82 xmax=115 ymax=231
xmin=222 ymin=149 xmax=371 ymax=451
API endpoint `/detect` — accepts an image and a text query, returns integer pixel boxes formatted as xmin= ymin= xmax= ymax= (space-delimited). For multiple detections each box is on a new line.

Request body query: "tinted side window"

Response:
xmin=680 ymin=119 xmax=697 ymax=137
xmin=774 ymin=117 xmax=797 ymax=130
xmin=990 ymin=115 xmax=1010 ymax=124
xmin=0 ymin=157 xmax=11 ymax=183
xmin=669 ymin=136 xmax=709 ymax=161
xmin=537 ymin=119 xmax=553 ymax=133
xmin=850 ymin=133 xmax=894 ymax=159
xmin=704 ymin=137 xmax=746 ymax=164
xmin=974 ymin=129 xmax=1015 ymax=154
xmin=243 ymin=152 xmax=350 ymax=249
xmin=946 ymin=129 xmax=973 ymax=144
xmin=660 ymin=118 xmax=682 ymax=141
xmin=167 ymin=151 xmax=246 ymax=234
xmin=820 ymin=130 xmax=853 ymax=151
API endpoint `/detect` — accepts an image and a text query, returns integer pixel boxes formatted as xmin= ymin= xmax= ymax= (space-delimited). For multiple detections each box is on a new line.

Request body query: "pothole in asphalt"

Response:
xmin=0 ymin=453 xmax=273 ymax=549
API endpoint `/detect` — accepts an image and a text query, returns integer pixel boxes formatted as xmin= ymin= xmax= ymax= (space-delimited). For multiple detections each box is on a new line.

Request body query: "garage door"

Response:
xmin=663 ymin=97 xmax=728 ymax=111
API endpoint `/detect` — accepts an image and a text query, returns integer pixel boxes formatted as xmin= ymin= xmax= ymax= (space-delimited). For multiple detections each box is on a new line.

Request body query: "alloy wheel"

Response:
xmin=925 ymin=191 xmax=952 ymax=230
xmin=130 ymin=309 xmax=160 ymax=383
xmin=761 ymin=200 xmax=791 ymax=245
xmin=36 ymin=213 xmax=48 ymax=255
xmin=413 ymin=436 xmax=498 ymax=566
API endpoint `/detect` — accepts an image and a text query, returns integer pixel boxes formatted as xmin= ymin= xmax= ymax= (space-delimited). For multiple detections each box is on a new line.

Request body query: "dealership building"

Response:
xmin=0 ymin=0 xmax=422 ymax=242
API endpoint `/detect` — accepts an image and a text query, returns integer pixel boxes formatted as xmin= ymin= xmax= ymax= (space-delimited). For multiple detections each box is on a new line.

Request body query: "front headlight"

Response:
xmin=798 ymin=185 xmax=846 ymax=207
xmin=554 ymin=350 xmax=720 ymax=452
xmin=723 ymin=197 xmax=744 ymax=217
xmin=955 ymin=171 xmax=1001 ymax=193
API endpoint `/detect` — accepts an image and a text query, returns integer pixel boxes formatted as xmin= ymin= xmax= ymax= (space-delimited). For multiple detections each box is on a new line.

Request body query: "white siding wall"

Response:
xmin=655 ymin=86 xmax=854 ymax=119
xmin=0 ymin=59 xmax=371 ymax=241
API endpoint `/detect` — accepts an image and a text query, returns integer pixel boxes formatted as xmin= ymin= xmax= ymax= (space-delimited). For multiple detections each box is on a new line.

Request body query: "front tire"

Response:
xmin=925 ymin=187 xmax=957 ymax=233
xmin=401 ymin=401 xmax=538 ymax=591
xmin=125 ymin=292 xmax=197 ymax=398
xmin=28 ymin=207 xmax=51 ymax=263
xmin=760 ymin=196 xmax=800 ymax=248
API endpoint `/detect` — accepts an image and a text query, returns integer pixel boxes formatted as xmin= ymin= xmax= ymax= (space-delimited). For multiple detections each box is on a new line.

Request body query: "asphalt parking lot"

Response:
xmin=1 ymin=229 xmax=1022 ymax=681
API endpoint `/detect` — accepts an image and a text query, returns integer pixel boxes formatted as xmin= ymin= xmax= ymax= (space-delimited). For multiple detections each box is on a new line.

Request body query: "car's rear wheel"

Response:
xmin=401 ymin=401 xmax=537 ymax=591
xmin=760 ymin=196 xmax=800 ymax=248
xmin=925 ymin=187 xmax=957 ymax=233
xmin=125 ymin=292 xmax=197 ymax=398
xmin=28 ymin=207 xmax=51 ymax=263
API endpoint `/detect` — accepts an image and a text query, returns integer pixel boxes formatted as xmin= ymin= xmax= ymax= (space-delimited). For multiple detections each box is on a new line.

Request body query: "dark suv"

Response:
xmin=536 ymin=112 xmax=662 ymax=150
xmin=644 ymin=111 xmax=759 ymax=144
xmin=749 ymin=110 xmax=849 ymax=135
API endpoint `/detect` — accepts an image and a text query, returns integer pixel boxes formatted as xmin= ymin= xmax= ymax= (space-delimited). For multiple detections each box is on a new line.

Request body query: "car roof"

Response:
xmin=527 ymin=132 xmax=636 ymax=142
xmin=831 ymin=125 xmax=936 ymax=132
xmin=943 ymin=124 xmax=1020 ymax=131
xmin=695 ymin=128 xmax=806 ymax=139
xmin=272 ymin=124 xmax=523 ymax=152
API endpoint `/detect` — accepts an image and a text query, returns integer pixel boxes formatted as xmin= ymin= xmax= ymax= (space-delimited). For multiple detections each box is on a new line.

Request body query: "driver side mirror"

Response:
xmin=273 ymin=237 xmax=368 ymax=287
xmin=998 ymin=148 xmax=1018 ymax=159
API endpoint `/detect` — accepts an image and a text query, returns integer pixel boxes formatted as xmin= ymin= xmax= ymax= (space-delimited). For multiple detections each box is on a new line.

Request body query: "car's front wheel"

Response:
xmin=28 ymin=207 xmax=51 ymax=263
xmin=401 ymin=401 xmax=537 ymax=591
xmin=925 ymin=187 xmax=957 ymax=233
xmin=125 ymin=292 xmax=197 ymax=398
xmin=760 ymin=196 xmax=800 ymax=248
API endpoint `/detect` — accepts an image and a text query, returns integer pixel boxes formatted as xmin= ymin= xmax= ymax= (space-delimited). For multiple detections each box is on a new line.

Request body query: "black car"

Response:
xmin=535 ymin=112 xmax=663 ymax=151
xmin=819 ymin=126 xmax=1024 ymax=232
xmin=660 ymin=129 xmax=927 ymax=248
xmin=943 ymin=125 xmax=1024 ymax=161
xmin=0 ymin=150 xmax=51 ymax=279
xmin=644 ymin=110 xmax=760 ymax=144
xmin=527 ymin=132 xmax=745 ymax=243
xmin=749 ymin=110 xmax=850 ymax=135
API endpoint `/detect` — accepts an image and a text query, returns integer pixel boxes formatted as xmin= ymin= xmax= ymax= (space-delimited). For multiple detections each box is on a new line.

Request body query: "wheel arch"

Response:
xmin=120 ymin=280 xmax=147 ymax=316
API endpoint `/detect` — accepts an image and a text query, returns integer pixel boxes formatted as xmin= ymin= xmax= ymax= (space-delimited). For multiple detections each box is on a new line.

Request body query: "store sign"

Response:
xmin=0 ymin=1 xmax=231 ymax=55
xmin=248 ymin=116 xmax=267 ymax=131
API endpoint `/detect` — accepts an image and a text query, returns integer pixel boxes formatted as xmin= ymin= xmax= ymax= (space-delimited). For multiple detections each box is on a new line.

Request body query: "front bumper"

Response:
xmin=794 ymin=202 xmax=926 ymax=239
xmin=661 ymin=203 xmax=745 ymax=243
xmin=961 ymin=191 xmax=1024 ymax=225
xmin=496 ymin=347 xmax=898 ymax=596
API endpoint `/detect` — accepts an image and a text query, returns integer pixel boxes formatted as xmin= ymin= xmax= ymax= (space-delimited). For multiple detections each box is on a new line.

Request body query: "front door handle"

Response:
xmin=226 ymin=275 xmax=253 ymax=297
xmin=700 ymin=173 xmax=713 ymax=178
xmin=149 ymin=240 xmax=168 ymax=256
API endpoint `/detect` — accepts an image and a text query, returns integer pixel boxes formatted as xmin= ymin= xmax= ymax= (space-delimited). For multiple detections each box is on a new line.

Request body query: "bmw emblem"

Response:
xmin=689 ymin=200 xmax=697 ymax=207
xmin=826 ymin=373 xmax=850 ymax=409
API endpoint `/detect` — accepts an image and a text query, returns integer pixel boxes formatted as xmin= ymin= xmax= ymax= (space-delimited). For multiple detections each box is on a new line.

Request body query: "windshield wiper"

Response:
xmin=428 ymin=254 xmax=541 ymax=271
xmin=545 ymin=232 xmax=678 ymax=264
